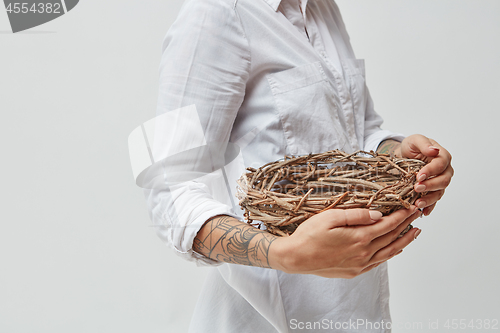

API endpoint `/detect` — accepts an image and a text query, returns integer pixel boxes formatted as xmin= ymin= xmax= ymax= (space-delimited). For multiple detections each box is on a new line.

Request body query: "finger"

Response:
xmin=360 ymin=249 xmax=403 ymax=275
xmin=359 ymin=262 xmax=381 ymax=275
xmin=423 ymin=203 xmax=436 ymax=216
xmin=321 ymin=208 xmax=383 ymax=229
xmin=364 ymin=206 xmax=418 ymax=239
xmin=416 ymin=147 xmax=452 ymax=183
xmin=368 ymin=227 xmax=421 ymax=265
xmin=369 ymin=210 xmax=420 ymax=251
xmin=415 ymin=165 xmax=454 ymax=193
xmin=415 ymin=190 xmax=445 ymax=209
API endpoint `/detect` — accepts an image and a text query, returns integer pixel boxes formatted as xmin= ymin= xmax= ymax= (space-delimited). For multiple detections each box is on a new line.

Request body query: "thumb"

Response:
xmin=402 ymin=134 xmax=440 ymax=159
xmin=319 ymin=208 xmax=383 ymax=228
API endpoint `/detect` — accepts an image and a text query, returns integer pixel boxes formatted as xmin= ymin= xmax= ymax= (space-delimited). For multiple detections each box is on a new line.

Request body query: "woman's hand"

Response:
xmin=270 ymin=207 xmax=421 ymax=279
xmin=195 ymin=208 xmax=421 ymax=279
xmin=395 ymin=134 xmax=454 ymax=216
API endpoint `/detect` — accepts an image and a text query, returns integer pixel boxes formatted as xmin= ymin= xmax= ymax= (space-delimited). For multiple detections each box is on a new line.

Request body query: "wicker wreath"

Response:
xmin=236 ymin=150 xmax=427 ymax=236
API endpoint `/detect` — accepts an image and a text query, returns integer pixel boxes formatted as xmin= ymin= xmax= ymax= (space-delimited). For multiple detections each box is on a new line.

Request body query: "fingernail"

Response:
xmin=414 ymin=229 xmax=422 ymax=240
xmin=396 ymin=250 xmax=403 ymax=255
xmin=417 ymin=200 xmax=426 ymax=209
xmin=429 ymin=146 xmax=440 ymax=151
xmin=415 ymin=184 xmax=426 ymax=192
xmin=417 ymin=174 xmax=427 ymax=182
xmin=369 ymin=210 xmax=383 ymax=221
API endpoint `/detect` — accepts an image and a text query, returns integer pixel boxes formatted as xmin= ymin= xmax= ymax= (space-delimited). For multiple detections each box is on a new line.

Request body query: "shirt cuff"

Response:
xmin=169 ymin=206 xmax=243 ymax=267
xmin=364 ymin=129 xmax=405 ymax=153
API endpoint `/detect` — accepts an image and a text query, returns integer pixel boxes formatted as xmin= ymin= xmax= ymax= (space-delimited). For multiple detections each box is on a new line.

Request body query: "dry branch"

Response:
xmin=236 ymin=149 xmax=426 ymax=236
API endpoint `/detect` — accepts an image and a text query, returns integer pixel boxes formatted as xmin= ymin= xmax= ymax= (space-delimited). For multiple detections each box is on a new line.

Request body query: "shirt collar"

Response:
xmin=262 ymin=0 xmax=310 ymax=12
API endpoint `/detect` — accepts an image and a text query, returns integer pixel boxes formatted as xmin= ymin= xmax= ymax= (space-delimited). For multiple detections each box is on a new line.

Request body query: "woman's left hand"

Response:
xmin=395 ymin=134 xmax=454 ymax=216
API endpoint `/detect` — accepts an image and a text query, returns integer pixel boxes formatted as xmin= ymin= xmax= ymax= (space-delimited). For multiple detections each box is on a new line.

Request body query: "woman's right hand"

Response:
xmin=270 ymin=207 xmax=421 ymax=278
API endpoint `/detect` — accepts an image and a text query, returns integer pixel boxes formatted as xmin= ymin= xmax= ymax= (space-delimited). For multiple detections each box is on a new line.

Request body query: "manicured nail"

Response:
xmin=396 ymin=250 xmax=403 ymax=255
xmin=415 ymin=184 xmax=426 ymax=192
xmin=417 ymin=201 xmax=426 ymax=209
xmin=414 ymin=229 xmax=422 ymax=240
xmin=369 ymin=210 xmax=383 ymax=221
xmin=417 ymin=173 xmax=427 ymax=182
xmin=429 ymin=146 xmax=440 ymax=151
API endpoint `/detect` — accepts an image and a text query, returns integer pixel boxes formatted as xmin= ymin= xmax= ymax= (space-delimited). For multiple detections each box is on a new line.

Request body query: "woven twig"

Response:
xmin=236 ymin=150 xmax=426 ymax=236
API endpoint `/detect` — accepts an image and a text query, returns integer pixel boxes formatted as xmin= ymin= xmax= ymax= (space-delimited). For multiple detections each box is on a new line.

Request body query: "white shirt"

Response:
xmin=143 ymin=0 xmax=404 ymax=331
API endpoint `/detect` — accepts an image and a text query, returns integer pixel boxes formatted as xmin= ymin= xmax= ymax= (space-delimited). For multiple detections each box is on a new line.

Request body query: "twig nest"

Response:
xmin=236 ymin=150 xmax=427 ymax=236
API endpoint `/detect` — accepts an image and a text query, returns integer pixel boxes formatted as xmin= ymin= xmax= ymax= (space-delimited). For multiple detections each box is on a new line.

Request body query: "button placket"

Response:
xmin=298 ymin=0 xmax=310 ymax=41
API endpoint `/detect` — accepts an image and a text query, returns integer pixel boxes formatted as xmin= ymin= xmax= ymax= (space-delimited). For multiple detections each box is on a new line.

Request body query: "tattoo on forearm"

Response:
xmin=377 ymin=139 xmax=400 ymax=156
xmin=193 ymin=216 xmax=277 ymax=268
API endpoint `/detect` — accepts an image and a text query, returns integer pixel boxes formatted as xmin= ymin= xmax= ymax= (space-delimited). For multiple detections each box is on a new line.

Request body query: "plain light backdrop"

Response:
xmin=0 ymin=1 xmax=498 ymax=332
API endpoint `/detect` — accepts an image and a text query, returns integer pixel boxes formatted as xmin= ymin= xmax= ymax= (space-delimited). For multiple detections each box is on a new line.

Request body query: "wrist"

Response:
xmin=377 ymin=139 xmax=402 ymax=157
xmin=394 ymin=143 xmax=402 ymax=158
xmin=268 ymin=236 xmax=294 ymax=273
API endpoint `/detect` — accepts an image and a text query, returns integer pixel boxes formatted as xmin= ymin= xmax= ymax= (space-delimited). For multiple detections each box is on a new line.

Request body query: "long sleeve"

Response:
xmin=309 ymin=0 xmax=404 ymax=153
xmin=362 ymin=86 xmax=405 ymax=152
xmin=143 ymin=0 xmax=251 ymax=266
xmin=331 ymin=3 xmax=405 ymax=152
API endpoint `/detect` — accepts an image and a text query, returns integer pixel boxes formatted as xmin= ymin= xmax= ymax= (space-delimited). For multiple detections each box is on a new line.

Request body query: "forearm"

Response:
xmin=193 ymin=215 xmax=281 ymax=269
xmin=192 ymin=207 xmax=421 ymax=278
xmin=376 ymin=139 xmax=402 ymax=157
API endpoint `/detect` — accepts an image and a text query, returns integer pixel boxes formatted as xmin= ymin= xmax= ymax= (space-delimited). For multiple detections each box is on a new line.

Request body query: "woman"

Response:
xmin=144 ymin=0 xmax=453 ymax=331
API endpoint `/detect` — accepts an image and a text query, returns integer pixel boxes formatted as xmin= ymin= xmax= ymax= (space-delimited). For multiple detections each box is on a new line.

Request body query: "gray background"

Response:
xmin=0 ymin=0 xmax=498 ymax=332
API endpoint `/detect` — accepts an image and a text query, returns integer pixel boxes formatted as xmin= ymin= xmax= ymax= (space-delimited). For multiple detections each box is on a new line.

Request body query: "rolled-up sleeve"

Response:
xmin=143 ymin=0 xmax=251 ymax=266
xmin=362 ymin=86 xmax=405 ymax=152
